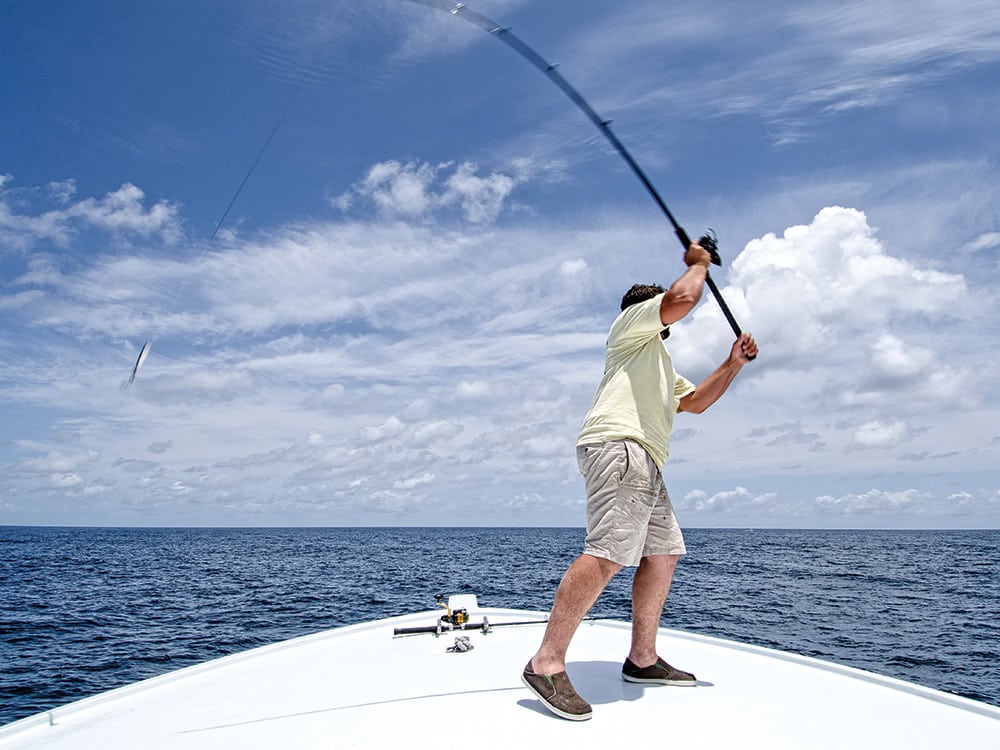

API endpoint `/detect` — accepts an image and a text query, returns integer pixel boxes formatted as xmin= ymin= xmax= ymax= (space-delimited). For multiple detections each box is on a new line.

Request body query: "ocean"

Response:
xmin=1 ymin=526 xmax=998 ymax=725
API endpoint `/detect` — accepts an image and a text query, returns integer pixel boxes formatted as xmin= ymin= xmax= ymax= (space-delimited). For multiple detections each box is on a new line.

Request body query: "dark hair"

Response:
xmin=620 ymin=283 xmax=666 ymax=311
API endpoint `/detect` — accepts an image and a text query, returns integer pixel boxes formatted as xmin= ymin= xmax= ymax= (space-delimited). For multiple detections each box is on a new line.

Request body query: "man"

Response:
xmin=522 ymin=241 xmax=758 ymax=721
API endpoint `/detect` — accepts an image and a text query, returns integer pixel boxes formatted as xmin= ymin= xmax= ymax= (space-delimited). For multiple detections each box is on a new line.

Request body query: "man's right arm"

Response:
xmin=659 ymin=243 xmax=712 ymax=325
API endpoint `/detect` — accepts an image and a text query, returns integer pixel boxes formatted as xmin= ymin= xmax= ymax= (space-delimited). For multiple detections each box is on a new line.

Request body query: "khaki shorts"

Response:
xmin=577 ymin=440 xmax=686 ymax=566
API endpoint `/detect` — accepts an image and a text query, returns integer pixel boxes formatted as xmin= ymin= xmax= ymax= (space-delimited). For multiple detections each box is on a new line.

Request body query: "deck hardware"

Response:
xmin=447 ymin=636 xmax=474 ymax=653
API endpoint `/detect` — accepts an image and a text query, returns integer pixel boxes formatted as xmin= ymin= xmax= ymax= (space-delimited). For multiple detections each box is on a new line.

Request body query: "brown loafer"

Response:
xmin=622 ymin=656 xmax=697 ymax=686
xmin=521 ymin=660 xmax=593 ymax=720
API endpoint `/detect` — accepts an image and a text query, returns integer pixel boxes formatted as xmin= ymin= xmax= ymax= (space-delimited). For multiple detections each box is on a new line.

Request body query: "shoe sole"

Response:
xmin=521 ymin=674 xmax=593 ymax=721
xmin=622 ymin=673 xmax=697 ymax=686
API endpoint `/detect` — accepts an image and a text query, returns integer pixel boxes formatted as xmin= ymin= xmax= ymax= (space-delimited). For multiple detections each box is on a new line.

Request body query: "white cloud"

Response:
xmin=48 ymin=179 xmax=78 ymax=204
xmin=363 ymin=160 xmax=440 ymax=217
xmin=68 ymin=183 xmax=181 ymax=237
xmin=945 ymin=490 xmax=1000 ymax=517
xmin=393 ymin=471 xmax=435 ymax=490
xmin=82 ymin=483 xmax=113 ymax=496
xmin=455 ymin=380 xmax=491 ymax=399
xmin=869 ymin=334 xmax=933 ymax=380
xmin=559 ymin=258 xmax=588 ymax=277
xmin=336 ymin=159 xmax=526 ymax=224
xmin=0 ymin=289 xmax=44 ymax=310
xmin=669 ymin=206 xmax=970 ymax=377
xmin=50 ymin=473 xmax=84 ymax=488
xmin=849 ymin=419 xmax=910 ymax=450
xmin=17 ymin=449 xmax=100 ymax=474
xmin=676 ymin=484 xmax=1000 ymax=527
xmin=814 ymin=488 xmax=926 ymax=515
xmin=359 ymin=416 xmax=406 ymax=444
xmin=0 ymin=176 xmax=183 ymax=249
xmin=963 ymin=232 xmax=1000 ymax=253
xmin=445 ymin=162 xmax=517 ymax=224
xmin=681 ymin=486 xmax=780 ymax=514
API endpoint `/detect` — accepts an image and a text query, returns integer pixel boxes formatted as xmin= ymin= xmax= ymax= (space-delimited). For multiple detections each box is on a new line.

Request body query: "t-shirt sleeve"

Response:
xmin=673 ymin=372 xmax=696 ymax=409
xmin=607 ymin=294 xmax=665 ymax=353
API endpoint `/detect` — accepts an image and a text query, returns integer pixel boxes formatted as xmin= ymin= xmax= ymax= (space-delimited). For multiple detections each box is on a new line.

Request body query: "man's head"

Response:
xmin=620 ymin=283 xmax=666 ymax=311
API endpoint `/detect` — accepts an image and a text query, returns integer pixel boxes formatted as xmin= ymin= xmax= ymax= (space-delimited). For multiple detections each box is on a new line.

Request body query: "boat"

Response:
xmin=1 ymin=594 xmax=998 ymax=748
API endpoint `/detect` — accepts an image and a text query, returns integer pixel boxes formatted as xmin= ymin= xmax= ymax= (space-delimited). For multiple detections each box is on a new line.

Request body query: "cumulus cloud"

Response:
xmin=945 ymin=489 xmax=1000 ymax=517
xmin=849 ymin=419 xmax=910 ymax=450
xmin=869 ymin=334 xmax=933 ymax=380
xmin=444 ymin=163 xmax=517 ymax=224
xmin=333 ymin=159 xmax=526 ymax=224
xmin=681 ymin=486 xmax=780 ymax=514
xmin=731 ymin=206 xmax=967 ymax=335
xmin=670 ymin=207 xmax=973 ymax=414
xmin=814 ymin=488 xmax=926 ymax=515
xmin=0 ymin=175 xmax=183 ymax=249
xmin=359 ymin=416 xmax=406 ymax=444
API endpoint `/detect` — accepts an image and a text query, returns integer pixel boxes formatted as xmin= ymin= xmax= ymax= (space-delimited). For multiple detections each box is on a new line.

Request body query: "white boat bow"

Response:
xmin=2 ymin=594 xmax=998 ymax=748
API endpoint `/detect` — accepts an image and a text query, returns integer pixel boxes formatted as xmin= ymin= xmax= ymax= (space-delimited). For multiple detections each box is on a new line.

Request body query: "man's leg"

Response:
xmin=627 ymin=553 xmax=679 ymax=667
xmin=530 ymin=553 xmax=622 ymax=675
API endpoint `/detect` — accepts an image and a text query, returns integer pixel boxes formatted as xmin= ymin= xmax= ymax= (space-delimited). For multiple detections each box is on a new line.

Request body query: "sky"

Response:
xmin=2 ymin=0 xmax=999 ymax=529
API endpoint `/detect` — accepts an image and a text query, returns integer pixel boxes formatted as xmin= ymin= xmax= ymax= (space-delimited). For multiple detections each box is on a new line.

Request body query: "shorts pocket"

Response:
xmin=578 ymin=442 xmax=628 ymax=482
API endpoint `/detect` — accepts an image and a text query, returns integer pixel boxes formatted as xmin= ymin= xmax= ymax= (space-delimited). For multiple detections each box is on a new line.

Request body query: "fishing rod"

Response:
xmin=405 ymin=1 xmax=752 ymax=355
xmin=393 ymin=594 xmax=601 ymax=637
xmin=393 ymin=618 xmax=543 ymax=636
xmin=393 ymin=616 xmax=603 ymax=637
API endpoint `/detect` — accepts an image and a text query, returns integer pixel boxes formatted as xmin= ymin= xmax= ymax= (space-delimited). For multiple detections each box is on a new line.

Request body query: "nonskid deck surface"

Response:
xmin=2 ymin=605 xmax=999 ymax=749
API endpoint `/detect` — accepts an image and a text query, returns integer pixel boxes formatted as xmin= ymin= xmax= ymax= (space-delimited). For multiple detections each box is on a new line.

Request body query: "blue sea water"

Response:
xmin=1 ymin=526 xmax=999 ymax=725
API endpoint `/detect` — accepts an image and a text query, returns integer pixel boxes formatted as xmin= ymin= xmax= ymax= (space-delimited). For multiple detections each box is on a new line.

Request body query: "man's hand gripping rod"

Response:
xmin=406 ymin=1 xmax=752 ymax=357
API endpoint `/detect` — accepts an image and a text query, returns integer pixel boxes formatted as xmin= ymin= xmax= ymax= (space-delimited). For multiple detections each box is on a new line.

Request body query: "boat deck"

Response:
xmin=2 ymin=602 xmax=998 ymax=748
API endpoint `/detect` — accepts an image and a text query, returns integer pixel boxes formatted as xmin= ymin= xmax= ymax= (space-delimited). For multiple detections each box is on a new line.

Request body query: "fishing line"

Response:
xmin=126 ymin=86 xmax=302 ymax=390
xmin=403 ymin=0 xmax=752 ymax=352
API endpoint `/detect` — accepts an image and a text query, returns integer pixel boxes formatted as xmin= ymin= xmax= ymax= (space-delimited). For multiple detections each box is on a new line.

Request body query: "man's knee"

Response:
xmin=580 ymin=553 xmax=624 ymax=580
xmin=639 ymin=553 xmax=680 ymax=571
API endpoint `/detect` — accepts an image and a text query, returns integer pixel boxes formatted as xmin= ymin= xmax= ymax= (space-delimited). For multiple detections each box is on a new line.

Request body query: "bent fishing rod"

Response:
xmin=406 ymin=1 xmax=752 ymax=354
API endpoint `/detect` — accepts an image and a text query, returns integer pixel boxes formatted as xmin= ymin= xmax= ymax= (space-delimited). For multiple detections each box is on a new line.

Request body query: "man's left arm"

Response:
xmin=677 ymin=333 xmax=758 ymax=414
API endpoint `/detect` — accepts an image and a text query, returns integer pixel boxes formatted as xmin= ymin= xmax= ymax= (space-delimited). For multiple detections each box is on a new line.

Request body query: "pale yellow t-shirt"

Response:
xmin=577 ymin=293 xmax=695 ymax=468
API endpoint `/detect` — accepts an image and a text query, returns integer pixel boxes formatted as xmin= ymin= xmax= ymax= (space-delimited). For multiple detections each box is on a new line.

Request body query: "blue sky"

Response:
xmin=2 ymin=0 xmax=998 ymax=528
